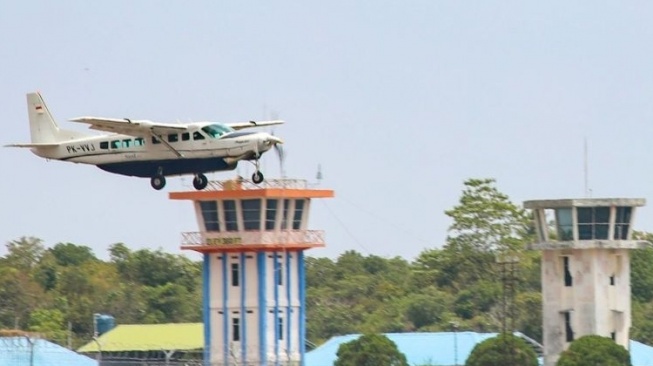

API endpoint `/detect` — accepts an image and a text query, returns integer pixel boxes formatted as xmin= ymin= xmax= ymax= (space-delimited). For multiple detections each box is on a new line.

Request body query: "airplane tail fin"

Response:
xmin=26 ymin=92 xmax=89 ymax=143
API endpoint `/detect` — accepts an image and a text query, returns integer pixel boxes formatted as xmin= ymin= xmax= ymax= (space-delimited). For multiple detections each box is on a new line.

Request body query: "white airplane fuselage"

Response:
xmin=9 ymin=92 xmax=284 ymax=189
xmin=31 ymin=125 xmax=276 ymax=178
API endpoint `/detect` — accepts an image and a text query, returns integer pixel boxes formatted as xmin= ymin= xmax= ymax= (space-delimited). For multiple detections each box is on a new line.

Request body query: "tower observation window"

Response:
xmin=199 ymin=201 xmax=219 ymax=232
xmin=293 ymin=200 xmax=305 ymax=229
xmin=556 ymin=208 xmax=574 ymax=241
xmin=614 ymin=207 xmax=632 ymax=240
xmin=265 ymin=199 xmax=278 ymax=230
xmin=223 ymin=200 xmax=238 ymax=232
xmin=577 ymin=207 xmax=610 ymax=240
xmin=242 ymin=199 xmax=261 ymax=230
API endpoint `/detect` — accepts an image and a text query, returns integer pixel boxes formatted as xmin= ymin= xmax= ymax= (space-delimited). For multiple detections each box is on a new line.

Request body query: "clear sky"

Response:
xmin=2 ymin=1 xmax=653 ymax=261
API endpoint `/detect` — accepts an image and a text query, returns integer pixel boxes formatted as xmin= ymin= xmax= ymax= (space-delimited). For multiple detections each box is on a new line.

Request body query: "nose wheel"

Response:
xmin=193 ymin=173 xmax=208 ymax=190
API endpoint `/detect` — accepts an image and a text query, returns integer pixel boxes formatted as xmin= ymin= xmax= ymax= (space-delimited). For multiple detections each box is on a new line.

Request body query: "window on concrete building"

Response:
xmin=577 ymin=207 xmax=610 ymax=240
xmin=223 ymin=200 xmax=238 ymax=231
xmin=615 ymin=207 xmax=632 ymax=240
xmin=232 ymin=318 xmax=240 ymax=342
xmin=277 ymin=260 xmax=283 ymax=286
xmin=564 ymin=311 xmax=574 ymax=342
xmin=231 ymin=263 xmax=239 ymax=287
xmin=199 ymin=201 xmax=219 ymax=232
xmin=563 ymin=256 xmax=573 ymax=287
xmin=556 ymin=208 xmax=574 ymax=241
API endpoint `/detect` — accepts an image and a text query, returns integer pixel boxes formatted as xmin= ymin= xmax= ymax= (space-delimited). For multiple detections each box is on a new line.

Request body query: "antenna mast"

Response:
xmin=584 ymin=137 xmax=590 ymax=198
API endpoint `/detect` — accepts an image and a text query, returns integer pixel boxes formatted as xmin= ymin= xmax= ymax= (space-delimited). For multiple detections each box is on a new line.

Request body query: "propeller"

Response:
xmin=270 ymin=130 xmax=285 ymax=178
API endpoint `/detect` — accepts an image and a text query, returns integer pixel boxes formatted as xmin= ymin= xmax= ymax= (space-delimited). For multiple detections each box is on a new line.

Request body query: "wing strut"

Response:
xmin=150 ymin=131 xmax=184 ymax=158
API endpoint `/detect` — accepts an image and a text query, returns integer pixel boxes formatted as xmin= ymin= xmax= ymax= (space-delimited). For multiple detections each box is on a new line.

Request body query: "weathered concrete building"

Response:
xmin=524 ymin=198 xmax=648 ymax=366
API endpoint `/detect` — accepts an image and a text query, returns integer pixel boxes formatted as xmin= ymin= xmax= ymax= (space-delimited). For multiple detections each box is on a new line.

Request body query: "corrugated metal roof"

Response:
xmin=0 ymin=337 xmax=97 ymax=366
xmin=77 ymin=323 xmax=203 ymax=353
xmin=307 ymin=332 xmax=653 ymax=366
xmin=306 ymin=332 xmax=502 ymax=366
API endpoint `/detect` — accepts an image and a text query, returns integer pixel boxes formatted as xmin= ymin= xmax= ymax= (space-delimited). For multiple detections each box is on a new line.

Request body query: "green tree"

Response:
xmin=28 ymin=309 xmax=67 ymax=344
xmin=438 ymin=178 xmax=531 ymax=290
xmin=50 ymin=242 xmax=96 ymax=266
xmin=557 ymin=335 xmax=630 ymax=366
xmin=335 ymin=333 xmax=408 ymax=366
xmin=465 ymin=333 xmax=538 ymax=366
xmin=4 ymin=236 xmax=45 ymax=270
xmin=631 ymin=232 xmax=653 ymax=302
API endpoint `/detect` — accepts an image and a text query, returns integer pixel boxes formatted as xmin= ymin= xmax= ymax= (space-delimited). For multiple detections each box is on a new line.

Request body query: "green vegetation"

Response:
xmin=1 ymin=177 xmax=653 ymax=353
xmin=335 ymin=333 xmax=408 ymax=366
xmin=465 ymin=332 xmax=538 ymax=366
xmin=557 ymin=335 xmax=631 ymax=366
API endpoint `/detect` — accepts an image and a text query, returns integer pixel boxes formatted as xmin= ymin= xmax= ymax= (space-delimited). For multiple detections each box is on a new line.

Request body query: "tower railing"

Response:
xmin=204 ymin=178 xmax=309 ymax=191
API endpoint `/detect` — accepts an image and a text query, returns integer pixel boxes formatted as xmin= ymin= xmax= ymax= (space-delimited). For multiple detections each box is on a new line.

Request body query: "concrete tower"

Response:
xmin=170 ymin=178 xmax=334 ymax=366
xmin=524 ymin=198 xmax=647 ymax=366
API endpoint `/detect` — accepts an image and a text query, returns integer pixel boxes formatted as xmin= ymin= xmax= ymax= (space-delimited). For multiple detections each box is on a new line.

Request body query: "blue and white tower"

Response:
xmin=170 ymin=178 xmax=334 ymax=366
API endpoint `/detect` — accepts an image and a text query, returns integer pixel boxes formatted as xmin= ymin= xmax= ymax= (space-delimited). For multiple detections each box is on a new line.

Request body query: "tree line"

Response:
xmin=3 ymin=178 xmax=653 ymax=350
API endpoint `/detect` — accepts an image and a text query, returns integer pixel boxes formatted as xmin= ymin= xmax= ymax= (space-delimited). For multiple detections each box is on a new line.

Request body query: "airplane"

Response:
xmin=6 ymin=92 xmax=284 ymax=190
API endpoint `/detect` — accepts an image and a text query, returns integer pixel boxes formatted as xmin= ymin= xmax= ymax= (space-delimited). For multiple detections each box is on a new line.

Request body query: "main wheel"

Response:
xmin=193 ymin=173 xmax=208 ymax=190
xmin=252 ymin=171 xmax=264 ymax=184
xmin=151 ymin=175 xmax=166 ymax=190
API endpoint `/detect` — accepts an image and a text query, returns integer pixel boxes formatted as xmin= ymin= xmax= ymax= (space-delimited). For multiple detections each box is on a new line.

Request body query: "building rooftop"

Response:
xmin=77 ymin=323 xmax=203 ymax=353
xmin=0 ymin=337 xmax=96 ymax=366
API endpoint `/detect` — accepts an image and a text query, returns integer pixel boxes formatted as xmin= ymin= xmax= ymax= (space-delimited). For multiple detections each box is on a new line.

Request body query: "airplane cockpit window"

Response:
xmin=123 ymin=139 xmax=132 ymax=148
xmin=201 ymin=124 xmax=234 ymax=139
xmin=110 ymin=140 xmax=121 ymax=149
xmin=134 ymin=138 xmax=145 ymax=146
xmin=193 ymin=131 xmax=205 ymax=140
xmin=152 ymin=136 xmax=161 ymax=144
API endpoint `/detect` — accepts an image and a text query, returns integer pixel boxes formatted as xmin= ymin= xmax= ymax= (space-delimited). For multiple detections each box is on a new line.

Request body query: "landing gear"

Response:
xmin=252 ymin=171 xmax=264 ymax=184
xmin=193 ymin=173 xmax=208 ymax=190
xmin=151 ymin=175 xmax=166 ymax=190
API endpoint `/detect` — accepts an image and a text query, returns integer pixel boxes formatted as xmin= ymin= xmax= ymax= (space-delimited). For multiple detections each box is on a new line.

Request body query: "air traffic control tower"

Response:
xmin=170 ymin=178 xmax=333 ymax=366
xmin=524 ymin=198 xmax=648 ymax=366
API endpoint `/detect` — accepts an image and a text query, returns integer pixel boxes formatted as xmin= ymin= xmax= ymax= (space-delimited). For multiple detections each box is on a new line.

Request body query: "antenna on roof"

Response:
xmin=316 ymin=164 xmax=323 ymax=186
xmin=584 ymin=137 xmax=591 ymax=198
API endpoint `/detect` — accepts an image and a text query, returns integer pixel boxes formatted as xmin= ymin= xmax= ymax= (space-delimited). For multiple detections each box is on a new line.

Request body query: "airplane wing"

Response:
xmin=226 ymin=120 xmax=285 ymax=130
xmin=69 ymin=116 xmax=188 ymax=136
xmin=5 ymin=142 xmax=60 ymax=148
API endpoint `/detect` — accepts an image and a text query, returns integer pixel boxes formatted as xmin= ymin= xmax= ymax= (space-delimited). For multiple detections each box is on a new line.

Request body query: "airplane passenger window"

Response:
xmin=110 ymin=140 xmax=121 ymax=149
xmin=182 ymin=132 xmax=190 ymax=141
xmin=100 ymin=141 xmax=109 ymax=150
xmin=123 ymin=139 xmax=132 ymax=148
xmin=168 ymin=134 xmax=179 ymax=143
xmin=134 ymin=138 xmax=145 ymax=146
xmin=193 ymin=132 xmax=205 ymax=140
xmin=152 ymin=137 xmax=161 ymax=144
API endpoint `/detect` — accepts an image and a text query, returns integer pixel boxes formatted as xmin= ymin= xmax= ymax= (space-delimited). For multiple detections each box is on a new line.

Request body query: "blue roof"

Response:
xmin=0 ymin=337 xmax=97 ymax=366
xmin=307 ymin=332 xmax=653 ymax=366
xmin=306 ymin=332 xmax=501 ymax=366
xmin=630 ymin=339 xmax=653 ymax=366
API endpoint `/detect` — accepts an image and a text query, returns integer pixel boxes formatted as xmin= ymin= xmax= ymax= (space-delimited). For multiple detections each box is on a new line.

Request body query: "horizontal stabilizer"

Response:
xmin=5 ymin=142 xmax=60 ymax=148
